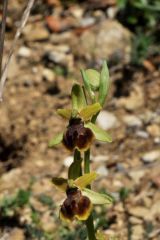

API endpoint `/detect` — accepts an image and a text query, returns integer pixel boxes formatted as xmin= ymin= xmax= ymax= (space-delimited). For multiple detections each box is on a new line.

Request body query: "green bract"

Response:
xmin=81 ymin=61 xmax=110 ymax=107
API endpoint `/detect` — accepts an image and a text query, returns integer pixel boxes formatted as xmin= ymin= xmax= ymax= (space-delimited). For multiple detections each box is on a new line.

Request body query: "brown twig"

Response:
xmin=0 ymin=0 xmax=8 ymax=82
xmin=0 ymin=0 xmax=35 ymax=101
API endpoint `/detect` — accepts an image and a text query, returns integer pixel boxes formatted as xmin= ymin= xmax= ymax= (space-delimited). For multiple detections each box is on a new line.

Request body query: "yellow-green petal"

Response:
xmin=49 ymin=132 xmax=63 ymax=147
xmin=85 ymin=122 xmax=112 ymax=142
xmin=74 ymin=172 xmax=97 ymax=189
xmin=57 ymin=109 xmax=72 ymax=119
xmin=82 ymin=188 xmax=113 ymax=205
xmin=79 ymin=103 xmax=102 ymax=121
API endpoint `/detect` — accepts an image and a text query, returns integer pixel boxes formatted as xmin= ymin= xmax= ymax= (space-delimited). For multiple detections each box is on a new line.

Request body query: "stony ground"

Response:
xmin=0 ymin=1 xmax=160 ymax=239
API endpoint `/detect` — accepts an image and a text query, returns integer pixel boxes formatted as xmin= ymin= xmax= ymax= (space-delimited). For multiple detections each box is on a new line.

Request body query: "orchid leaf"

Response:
xmin=79 ymin=103 xmax=102 ymax=121
xmin=57 ymin=109 xmax=72 ymax=119
xmin=52 ymin=177 xmax=68 ymax=192
xmin=81 ymin=69 xmax=95 ymax=100
xmin=82 ymin=188 xmax=113 ymax=205
xmin=98 ymin=61 xmax=110 ymax=106
xmin=85 ymin=69 xmax=100 ymax=91
xmin=85 ymin=122 xmax=112 ymax=142
xmin=49 ymin=132 xmax=63 ymax=147
xmin=71 ymin=84 xmax=86 ymax=112
xmin=74 ymin=172 xmax=98 ymax=189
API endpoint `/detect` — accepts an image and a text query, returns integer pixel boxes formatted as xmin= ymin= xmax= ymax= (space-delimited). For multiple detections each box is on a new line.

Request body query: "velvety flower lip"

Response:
xmin=62 ymin=118 xmax=94 ymax=151
xmin=60 ymin=187 xmax=92 ymax=222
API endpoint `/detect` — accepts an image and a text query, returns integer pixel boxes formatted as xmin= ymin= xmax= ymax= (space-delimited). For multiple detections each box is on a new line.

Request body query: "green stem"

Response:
xmin=84 ymin=149 xmax=90 ymax=174
xmin=86 ymin=214 xmax=96 ymax=240
xmin=84 ymin=149 xmax=96 ymax=240
xmin=68 ymin=149 xmax=82 ymax=180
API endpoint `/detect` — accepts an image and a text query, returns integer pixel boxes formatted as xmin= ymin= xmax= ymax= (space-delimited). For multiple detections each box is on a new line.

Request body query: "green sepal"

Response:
xmin=71 ymin=84 xmax=86 ymax=112
xmin=82 ymin=188 xmax=113 ymax=205
xmin=57 ymin=109 xmax=72 ymax=119
xmin=85 ymin=69 xmax=100 ymax=91
xmin=98 ymin=61 xmax=110 ymax=106
xmin=85 ymin=122 xmax=112 ymax=142
xmin=52 ymin=177 xmax=68 ymax=192
xmin=68 ymin=158 xmax=82 ymax=180
xmin=74 ymin=172 xmax=98 ymax=189
xmin=49 ymin=132 xmax=63 ymax=147
xmin=79 ymin=103 xmax=102 ymax=121
xmin=81 ymin=69 xmax=95 ymax=100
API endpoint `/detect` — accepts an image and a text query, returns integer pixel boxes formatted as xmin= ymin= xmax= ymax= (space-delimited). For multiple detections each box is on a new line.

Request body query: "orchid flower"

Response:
xmin=52 ymin=172 xmax=113 ymax=222
xmin=49 ymin=83 xmax=112 ymax=151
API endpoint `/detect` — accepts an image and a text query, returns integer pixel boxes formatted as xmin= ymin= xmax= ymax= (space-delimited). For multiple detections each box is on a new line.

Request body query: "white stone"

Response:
xmin=141 ymin=150 xmax=160 ymax=163
xmin=92 ymin=155 xmax=109 ymax=163
xmin=18 ymin=46 xmax=31 ymax=58
xmin=136 ymin=130 xmax=149 ymax=139
xmin=123 ymin=115 xmax=142 ymax=127
xmin=63 ymin=156 xmax=73 ymax=167
xmin=80 ymin=17 xmax=95 ymax=27
xmin=128 ymin=170 xmax=145 ymax=184
xmin=96 ymin=165 xmax=108 ymax=177
xmin=96 ymin=111 xmax=119 ymax=130
xmin=43 ymin=68 xmax=55 ymax=82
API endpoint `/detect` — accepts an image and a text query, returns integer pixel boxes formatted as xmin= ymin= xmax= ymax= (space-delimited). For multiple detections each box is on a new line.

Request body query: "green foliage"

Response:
xmin=117 ymin=0 xmax=160 ymax=65
xmin=0 ymin=187 xmax=57 ymax=240
xmin=59 ymin=225 xmax=87 ymax=240
xmin=0 ymin=189 xmax=31 ymax=216
xmin=131 ymin=32 xmax=153 ymax=64
xmin=117 ymin=0 xmax=160 ymax=29
xmin=119 ymin=187 xmax=130 ymax=201
xmin=25 ymin=224 xmax=54 ymax=240
xmin=54 ymin=66 xmax=67 ymax=76
xmin=38 ymin=194 xmax=55 ymax=207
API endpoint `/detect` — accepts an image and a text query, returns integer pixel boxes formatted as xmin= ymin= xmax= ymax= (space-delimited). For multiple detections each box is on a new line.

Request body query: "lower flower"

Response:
xmin=60 ymin=187 xmax=92 ymax=222
xmin=52 ymin=173 xmax=113 ymax=223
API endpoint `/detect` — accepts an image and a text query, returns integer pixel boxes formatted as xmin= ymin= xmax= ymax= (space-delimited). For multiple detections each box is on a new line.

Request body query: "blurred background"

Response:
xmin=0 ymin=0 xmax=160 ymax=239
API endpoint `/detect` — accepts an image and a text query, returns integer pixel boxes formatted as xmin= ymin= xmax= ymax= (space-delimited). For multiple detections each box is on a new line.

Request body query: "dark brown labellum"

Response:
xmin=60 ymin=187 xmax=92 ymax=221
xmin=62 ymin=118 xmax=94 ymax=151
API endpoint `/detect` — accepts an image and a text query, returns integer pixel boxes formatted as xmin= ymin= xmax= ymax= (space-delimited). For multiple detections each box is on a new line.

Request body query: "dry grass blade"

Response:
xmin=0 ymin=0 xmax=35 ymax=101
xmin=0 ymin=0 xmax=8 ymax=84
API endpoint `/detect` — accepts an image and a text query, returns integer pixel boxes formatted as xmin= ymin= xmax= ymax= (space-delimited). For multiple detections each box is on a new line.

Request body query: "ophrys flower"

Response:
xmin=49 ymin=84 xmax=112 ymax=151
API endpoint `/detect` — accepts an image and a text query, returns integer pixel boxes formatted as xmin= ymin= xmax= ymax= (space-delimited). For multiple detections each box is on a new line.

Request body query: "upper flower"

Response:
xmin=49 ymin=84 xmax=112 ymax=151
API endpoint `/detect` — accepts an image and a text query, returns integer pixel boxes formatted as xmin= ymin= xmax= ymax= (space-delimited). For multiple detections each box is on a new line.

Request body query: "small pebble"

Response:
xmin=43 ymin=68 xmax=55 ymax=82
xmin=96 ymin=111 xmax=119 ymax=130
xmin=92 ymin=155 xmax=109 ymax=163
xmin=96 ymin=165 xmax=108 ymax=177
xmin=141 ymin=150 xmax=160 ymax=163
xmin=136 ymin=130 xmax=149 ymax=139
xmin=123 ymin=115 xmax=142 ymax=127
xmin=18 ymin=46 xmax=31 ymax=58
xmin=64 ymin=156 xmax=73 ymax=167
